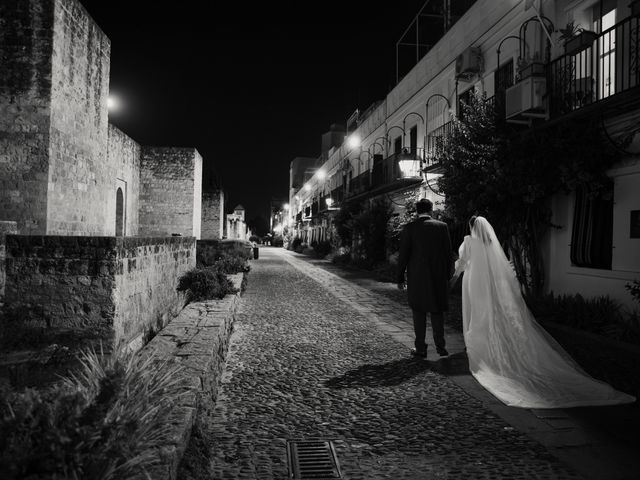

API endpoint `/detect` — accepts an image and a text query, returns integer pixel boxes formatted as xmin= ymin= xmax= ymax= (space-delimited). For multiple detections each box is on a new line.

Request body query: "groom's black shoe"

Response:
xmin=411 ymin=348 xmax=427 ymax=358
xmin=437 ymin=348 xmax=449 ymax=357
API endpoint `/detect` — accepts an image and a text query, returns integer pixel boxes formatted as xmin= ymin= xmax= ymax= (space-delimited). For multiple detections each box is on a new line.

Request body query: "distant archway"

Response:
xmin=115 ymin=187 xmax=124 ymax=237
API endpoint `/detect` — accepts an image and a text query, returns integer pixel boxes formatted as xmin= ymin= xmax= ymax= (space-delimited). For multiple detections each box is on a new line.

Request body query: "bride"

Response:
xmin=452 ymin=215 xmax=636 ymax=408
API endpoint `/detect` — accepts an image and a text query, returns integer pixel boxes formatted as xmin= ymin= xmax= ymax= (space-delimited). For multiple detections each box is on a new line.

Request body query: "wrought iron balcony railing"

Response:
xmin=424 ymin=122 xmax=453 ymax=171
xmin=548 ymin=14 xmax=640 ymax=117
xmin=329 ymin=186 xmax=344 ymax=204
xmin=346 ymin=171 xmax=371 ymax=198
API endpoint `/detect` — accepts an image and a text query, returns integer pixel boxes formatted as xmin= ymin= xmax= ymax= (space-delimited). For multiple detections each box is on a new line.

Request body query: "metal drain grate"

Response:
xmin=286 ymin=439 xmax=342 ymax=479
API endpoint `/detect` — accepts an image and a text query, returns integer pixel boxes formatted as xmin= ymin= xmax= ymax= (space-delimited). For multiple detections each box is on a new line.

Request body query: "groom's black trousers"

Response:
xmin=412 ymin=310 xmax=445 ymax=353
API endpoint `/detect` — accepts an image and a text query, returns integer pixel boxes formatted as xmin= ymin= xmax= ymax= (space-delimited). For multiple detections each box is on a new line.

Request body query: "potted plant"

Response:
xmin=560 ymin=21 xmax=598 ymax=56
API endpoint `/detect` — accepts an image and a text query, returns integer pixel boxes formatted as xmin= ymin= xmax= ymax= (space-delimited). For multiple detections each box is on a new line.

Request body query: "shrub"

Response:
xmin=213 ymin=250 xmax=250 ymax=274
xmin=332 ymin=250 xmax=351 ymax=266
xmin=223 ymin=245 xmax=251 ymax=262
xmin=313 ymin=240 xmax=332 ymax=258
xmin=290 ymin=236 xmax=302 ymax=251
xmin=527 ymin=292 xmax=620 ymax=328
xmin=626 ymin=279 xmax=640 ymax=304
xmin=0 ymin=347 xmax=185 ymax=480
xmin=177 ymin=267 xmax=238 ymax=303
xmin=526 ymin=292 xmax=640 ymax=345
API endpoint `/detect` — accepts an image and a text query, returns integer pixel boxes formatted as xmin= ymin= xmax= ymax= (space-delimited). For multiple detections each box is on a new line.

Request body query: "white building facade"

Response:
xmin=288 ymin=0 xmax=640 ymax=308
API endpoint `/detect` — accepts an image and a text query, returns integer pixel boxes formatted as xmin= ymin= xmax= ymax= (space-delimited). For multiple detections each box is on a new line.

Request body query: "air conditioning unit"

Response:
xmin=505 ymin=76 xmax=547 ymax=123
xmin=455 ymin=47 xmax=482 ymax=78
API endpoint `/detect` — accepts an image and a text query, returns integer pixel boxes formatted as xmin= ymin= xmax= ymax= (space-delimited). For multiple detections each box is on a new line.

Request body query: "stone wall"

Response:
xmin=3 ymin=235 xmax=195 ymax=351
xmin=0 ymin=0 xmax=55 ymax=234
xmin=0 ymin=221 xmax=19 ymax=301
xmin=3 ymin=235 xmax=118 ymax=349
xmin=141 ymin=273 xmax=243 ymax=479
xmin=0 ymin=0 xmax=209 ymax=240
xmin=107 ymin=124 xmax=141 ymax=236
xmin=139 ymin=147 xmax=203 ymax=238
xmin=46 ymin=0 xmax=111 ymax=235
xmin=201 ymin=190 xmax=224 ymax=239
xmin=114 ymin=236 xmax=195 ymax=351
xmin=0 ymin=0 xmax=114 ymax=236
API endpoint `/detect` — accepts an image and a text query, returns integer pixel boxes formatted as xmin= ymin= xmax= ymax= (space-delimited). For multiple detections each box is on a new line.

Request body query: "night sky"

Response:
xmin=81 ymin=1 xmax=431 ymax=234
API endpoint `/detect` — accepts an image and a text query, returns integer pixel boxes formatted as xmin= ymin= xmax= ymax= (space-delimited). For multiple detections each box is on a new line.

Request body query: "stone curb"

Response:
xmin=137 ymin=272 xmax=245 ymax=480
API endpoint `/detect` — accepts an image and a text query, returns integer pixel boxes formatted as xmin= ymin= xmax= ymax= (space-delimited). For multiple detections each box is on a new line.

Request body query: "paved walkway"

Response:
xmin=183 ymin=247 xmax=639 ymax=479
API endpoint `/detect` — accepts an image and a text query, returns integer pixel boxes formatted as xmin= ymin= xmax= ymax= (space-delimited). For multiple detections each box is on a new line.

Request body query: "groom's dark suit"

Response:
xmin=397 ymin=214 xmax=454 ymax=355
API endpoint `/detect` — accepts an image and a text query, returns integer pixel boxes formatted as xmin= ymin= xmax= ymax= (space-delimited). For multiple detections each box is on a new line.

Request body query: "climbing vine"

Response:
xmin=434 ymin=91 xmax=619 ymax=295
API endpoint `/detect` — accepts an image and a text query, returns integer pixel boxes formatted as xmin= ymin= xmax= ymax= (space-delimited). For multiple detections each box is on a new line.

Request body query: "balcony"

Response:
xmin=329 ymin=186 xmax=344 ymax=205
xmin=548 ymin=14 xmax=640 ymax=118
xmin=345 ymin=171 xmax=371 ymax=201
xmin=370 ymin=148 xmax=424 ymax=195
xmin=424 ymin=122 xmax=453 ymax=173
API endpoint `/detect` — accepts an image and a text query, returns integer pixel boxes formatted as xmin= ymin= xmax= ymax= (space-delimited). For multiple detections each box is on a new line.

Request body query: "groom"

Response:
xmin=397 ymin=198 xmax=454 ymax=358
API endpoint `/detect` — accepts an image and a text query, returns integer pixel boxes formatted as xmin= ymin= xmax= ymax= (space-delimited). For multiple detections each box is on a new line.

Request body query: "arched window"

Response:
xmin=115 ymin=187 xmax=124 ymax=237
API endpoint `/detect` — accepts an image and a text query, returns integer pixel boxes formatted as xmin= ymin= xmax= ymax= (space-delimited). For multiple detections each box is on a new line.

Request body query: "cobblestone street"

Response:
xmin=180 ymin=247 xmax=639 ymax=480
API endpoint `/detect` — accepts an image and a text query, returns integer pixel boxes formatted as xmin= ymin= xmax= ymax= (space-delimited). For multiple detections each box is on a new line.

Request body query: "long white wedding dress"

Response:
xmin=454 ymin=217 xmax=636 ymax=408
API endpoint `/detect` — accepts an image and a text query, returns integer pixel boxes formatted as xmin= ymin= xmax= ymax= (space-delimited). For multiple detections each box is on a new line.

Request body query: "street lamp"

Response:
xmin=346 ymin=134 xmax=361 ymax=150
xmin=325 ymin=197 xmax=339 ymax=211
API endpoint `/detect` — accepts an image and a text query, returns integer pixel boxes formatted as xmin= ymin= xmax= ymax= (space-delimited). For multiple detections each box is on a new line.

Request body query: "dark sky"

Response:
xmin=81 ymin=1 xmax=430 ymax=229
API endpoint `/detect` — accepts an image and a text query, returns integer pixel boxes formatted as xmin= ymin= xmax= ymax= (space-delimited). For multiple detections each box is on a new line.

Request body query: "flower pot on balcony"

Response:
xmin=564 ymin=30 xmax=598 ymax=56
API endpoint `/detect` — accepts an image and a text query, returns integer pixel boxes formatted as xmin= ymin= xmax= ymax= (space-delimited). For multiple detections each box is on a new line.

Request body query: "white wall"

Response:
xmin=545 ymin=158 xmax=640 ymax=309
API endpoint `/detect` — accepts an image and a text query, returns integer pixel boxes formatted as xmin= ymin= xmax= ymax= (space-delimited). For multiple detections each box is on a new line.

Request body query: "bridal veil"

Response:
xmin=455 ymin=216 xmax=635 ymax=408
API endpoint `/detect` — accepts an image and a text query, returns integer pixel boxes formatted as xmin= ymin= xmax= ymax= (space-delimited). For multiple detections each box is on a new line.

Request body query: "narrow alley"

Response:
xmin=180 ymin=247 xmax=640 ymax=480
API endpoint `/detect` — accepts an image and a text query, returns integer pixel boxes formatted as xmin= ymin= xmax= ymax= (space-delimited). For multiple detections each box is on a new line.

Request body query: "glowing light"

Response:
xmin=283 ymin=203 xmax=290 ymax=210
xmin=398 ymin=159 xmax=421 ymax=178
xmin=347 ymin=134 xmax=361 ymax=149
xmin=107 ymin=95 xmax=118 ymax=111
xmin=326 ymin=198 xmax=334 ymax=207
xmin=304 ymin=184 xmax=311 ymax=191
xmin=274 ymin=224 xmax=283 ymax=234
xmin=317 ymin=169 xmax=326 ymax=180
